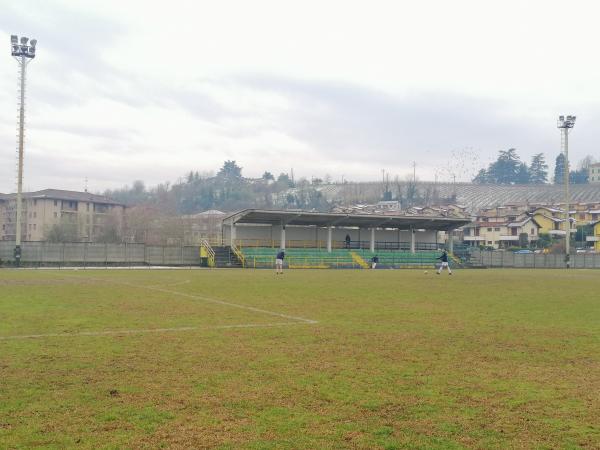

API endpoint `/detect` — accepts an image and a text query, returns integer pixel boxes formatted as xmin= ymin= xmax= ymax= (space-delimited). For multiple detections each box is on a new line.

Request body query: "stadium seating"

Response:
xmin=356 ymin=250 xmax=441 ymax=268
xmin=239 ymin=247 xmax=444 ymax=269
xmin=241 ymin=247 xmax=358 ymax=268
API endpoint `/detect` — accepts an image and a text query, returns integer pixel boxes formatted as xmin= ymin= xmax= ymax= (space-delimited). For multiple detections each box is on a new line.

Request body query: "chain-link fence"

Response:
xmin=469 ymin=249 xmax=600 ymax=269
xmin=0 ymin=241 xmax=201 ymax=267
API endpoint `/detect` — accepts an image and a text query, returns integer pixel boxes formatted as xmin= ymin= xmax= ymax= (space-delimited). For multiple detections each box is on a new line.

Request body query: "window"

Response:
xmin=487 ymin=227 xmax=492 ymax=232
xmin=494 ymin=227 xmax=500 ymax=231
xmin=54 ymin=212 xmax=58 ymax=218
xmin=54 ymin=200 xmax=58 ymax=207
xmin=579 ymin=213 xmax=586 ymax=220
xmin=531 ymin=228 xmax=535 ymax=235
xmin=488 ymin=241 xmax=493 ymax=245
xmin=34 ymin=199 xmax=37 ymax=206
xmin=33 ymin=212 xmax=36 ymax=218
xmin=33 ymin=224 xmax=36 ymax=230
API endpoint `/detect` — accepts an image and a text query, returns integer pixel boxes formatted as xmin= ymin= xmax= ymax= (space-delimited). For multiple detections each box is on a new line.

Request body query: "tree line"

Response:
xmin=103 ymin=160 xmax=331 ymax=214
xmin=472 ymin=149 xmax=595 ymax=185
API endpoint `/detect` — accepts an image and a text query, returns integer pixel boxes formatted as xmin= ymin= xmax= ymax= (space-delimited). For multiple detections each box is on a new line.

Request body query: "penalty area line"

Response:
xmin=69 ymin=275 xmax=318 ymax=325
xmin=0 ymin=321 xmax=310 ymax=341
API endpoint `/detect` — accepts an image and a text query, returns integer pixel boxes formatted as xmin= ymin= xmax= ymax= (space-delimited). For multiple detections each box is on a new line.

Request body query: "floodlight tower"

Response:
xmin=10 ymin=35 xmax=37 ymax=266
xmin=557 ymin=115 xmax=576 ymax=264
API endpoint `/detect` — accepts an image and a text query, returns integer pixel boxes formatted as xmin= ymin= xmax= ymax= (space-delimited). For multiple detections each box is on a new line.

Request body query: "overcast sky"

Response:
xmin=1 ymin=0 xmax=599 ymax=193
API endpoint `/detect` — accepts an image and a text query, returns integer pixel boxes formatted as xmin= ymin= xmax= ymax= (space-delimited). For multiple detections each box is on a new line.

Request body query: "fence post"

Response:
xmin=105 ymin=243 xmax=108 ymax=268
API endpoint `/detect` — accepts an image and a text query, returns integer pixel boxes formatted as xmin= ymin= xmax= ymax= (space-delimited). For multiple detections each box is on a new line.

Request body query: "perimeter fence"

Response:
xmin=470 ymin=249 xmax=600 ymax=269
xmin=0 ymin=241 xmax=201 ymax=267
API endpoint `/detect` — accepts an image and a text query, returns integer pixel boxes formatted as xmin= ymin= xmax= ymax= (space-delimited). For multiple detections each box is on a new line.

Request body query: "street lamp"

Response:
xmin=557 ymin=115 xmax=576 ymax=266
xmin=10 ymin=35 xmax=37 ymax=266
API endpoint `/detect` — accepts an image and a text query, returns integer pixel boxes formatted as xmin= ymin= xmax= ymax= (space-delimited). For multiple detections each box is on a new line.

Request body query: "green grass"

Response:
xmin=1 ymin=268 xmax=600 ymax=448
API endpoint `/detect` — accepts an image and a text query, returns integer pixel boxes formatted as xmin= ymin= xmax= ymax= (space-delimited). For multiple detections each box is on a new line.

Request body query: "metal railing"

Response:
xmin=235 ymin=239 xmax=444 ymax=251
xmin=200 ymin=239 xmax=216 ymax=267
xmin=230 ymin=243 xmax=246 ymax=267
xmin=245 ymin=255 xmax=362 ymax=269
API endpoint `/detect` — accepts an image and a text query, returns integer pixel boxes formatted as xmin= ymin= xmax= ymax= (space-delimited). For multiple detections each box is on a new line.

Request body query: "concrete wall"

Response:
xmin=0 ymin=241 xmax=200 ymax=266
xmin=471 ymin=249 xmax=600 ymax=268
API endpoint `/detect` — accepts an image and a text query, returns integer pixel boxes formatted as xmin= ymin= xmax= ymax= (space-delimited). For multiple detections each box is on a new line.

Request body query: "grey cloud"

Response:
xmin=233 ymin=75 xmax=556 ymax=166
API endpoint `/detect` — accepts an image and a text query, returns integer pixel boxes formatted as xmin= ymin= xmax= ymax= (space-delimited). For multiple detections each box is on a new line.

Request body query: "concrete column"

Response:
xmin=448 ymin=232 xmax=454 ymax=253
xmin=280 ymin=226 xmax=286 ymax=250
xmin=410 ymin=229 xmax=416 ymax=254
xmin=370 ymin=228 xmax=375 ymax=252
xmin=230 ymin=222 xmax=237 ymax=246
xmin=327 ymin=227 xmax=332 ymax=253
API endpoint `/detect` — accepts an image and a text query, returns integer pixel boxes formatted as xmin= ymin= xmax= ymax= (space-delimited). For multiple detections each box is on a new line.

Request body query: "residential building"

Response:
xmin=589 ymin=163 xmax=600 ymax=183
xmin=0 ymin=189 xmax=125 ymax=242
xmin=587 ymin=221 xmax=600 ymax=251
xmin=463 ymin=214 xmax=540 ymax=249
xmin=182 ymin=210 xmax=227 ymax=244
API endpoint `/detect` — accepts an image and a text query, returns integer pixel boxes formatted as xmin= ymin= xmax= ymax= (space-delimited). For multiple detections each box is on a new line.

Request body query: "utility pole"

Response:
xmin=557 ymin=115 xmax=576 ymax=267
xmin=10 ymin=35 xmax=37 ymax=267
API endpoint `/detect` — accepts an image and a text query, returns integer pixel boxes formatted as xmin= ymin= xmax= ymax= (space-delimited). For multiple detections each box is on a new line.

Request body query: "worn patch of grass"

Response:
xmin=1 ymin=268 xmax=599 ymax=448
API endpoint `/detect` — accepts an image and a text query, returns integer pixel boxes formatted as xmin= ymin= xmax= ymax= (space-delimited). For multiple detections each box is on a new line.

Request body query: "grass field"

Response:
xmin=1 ymin=268 xmax=600 ymax=449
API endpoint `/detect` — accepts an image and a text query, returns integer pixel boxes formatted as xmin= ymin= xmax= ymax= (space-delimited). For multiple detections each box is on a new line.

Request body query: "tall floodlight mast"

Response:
xmin=10 ymin=35 xmax=37 ymax=266
xmin=557 ymin=115 xmax=576 ymax=266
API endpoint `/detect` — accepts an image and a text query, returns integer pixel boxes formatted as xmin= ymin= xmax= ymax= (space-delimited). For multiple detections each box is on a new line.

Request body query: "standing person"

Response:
xmin=345 ymin=234 xmax=351 ymax=249
xmin=436 ymin=249 xmax=452 ymax=275
xmin=275 ymin=249 xmax=285 ymax=275
xmin=371 ymin=255 xmax=379 ymax=269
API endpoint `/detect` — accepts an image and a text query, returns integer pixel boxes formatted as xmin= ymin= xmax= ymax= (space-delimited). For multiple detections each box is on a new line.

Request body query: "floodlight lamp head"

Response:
xmin=11 ymin=35 xmax=18 ymax=44
xmin=20 ymin=36 xmax=28 ymax=45
xmin=30 ymin=39 xmax=37 ymax=47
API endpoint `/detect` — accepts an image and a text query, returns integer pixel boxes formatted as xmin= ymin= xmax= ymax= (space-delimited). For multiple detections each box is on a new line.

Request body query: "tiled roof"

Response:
xmin=0 ymin=189 xmax=123 ymax=205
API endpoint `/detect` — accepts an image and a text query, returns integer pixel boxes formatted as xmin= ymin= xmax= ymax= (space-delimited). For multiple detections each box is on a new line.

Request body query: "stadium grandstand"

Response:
xmin=277 ymin=182 xmax=600 ymax=211
xmin=203 ymin=209 xmax=470 ymax=269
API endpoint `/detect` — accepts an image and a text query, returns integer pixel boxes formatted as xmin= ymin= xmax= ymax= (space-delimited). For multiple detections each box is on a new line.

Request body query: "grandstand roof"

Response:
xmin=224 ymin=209 xmax=470 ymax=231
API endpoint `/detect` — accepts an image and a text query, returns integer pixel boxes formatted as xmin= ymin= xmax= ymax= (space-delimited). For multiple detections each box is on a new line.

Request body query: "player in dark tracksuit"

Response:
xmin=436 ymin=250 xmax=452 ymax=275
xmin=275 ymin=249 xmax=285 ymax=274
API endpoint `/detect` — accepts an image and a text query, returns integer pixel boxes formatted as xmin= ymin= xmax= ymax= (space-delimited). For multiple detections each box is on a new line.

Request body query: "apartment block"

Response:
xmin=0 ymin=189 xmax=125 ymax=242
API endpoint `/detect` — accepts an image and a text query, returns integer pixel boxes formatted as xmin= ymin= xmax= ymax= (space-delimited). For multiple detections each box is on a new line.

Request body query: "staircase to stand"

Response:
xmin=213 ymin=246 xmax=243 ymax=268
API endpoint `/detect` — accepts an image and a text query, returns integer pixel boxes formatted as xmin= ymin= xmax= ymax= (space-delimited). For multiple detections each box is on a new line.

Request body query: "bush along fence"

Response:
xmin=0 ymin=241 xmax=201 ymax=267
xmin=470 ymin=249 xmax=600 ymax=269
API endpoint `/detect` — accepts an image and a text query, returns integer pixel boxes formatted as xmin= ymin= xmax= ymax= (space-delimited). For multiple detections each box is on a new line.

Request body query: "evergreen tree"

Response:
xmin=484 ymin=148 xmax=521 ymax=184
xmin=472 ymin=168 xmax=489 ymax=184
xmin=262 ymin=171 xmax=275 ymax=181
xmin=217 ymin=160 xmax=242 ymax=180
xmin=529 ymin=153 xmax=548 ymax=184
xmin=515 ymin=163 xmax=530 ymax=184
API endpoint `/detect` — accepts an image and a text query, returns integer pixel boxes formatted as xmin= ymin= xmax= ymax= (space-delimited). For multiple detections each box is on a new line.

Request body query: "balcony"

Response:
xmin=499 ymin=235 xmax=519 ymax=241
xmin=463 ymin=236 xmax=485 ymax=241
xmin=586 ymin=236 xmax=600 ymax=242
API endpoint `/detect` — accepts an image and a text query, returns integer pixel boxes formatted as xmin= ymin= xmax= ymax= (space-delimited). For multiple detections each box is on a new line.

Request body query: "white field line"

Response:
xmin=145 ymin=279 xmax=191 ymax=288
xmin=0 ymin=321 xmax=305 ymax=341
xmin=71 ymin=276 xmax=319 ymax=325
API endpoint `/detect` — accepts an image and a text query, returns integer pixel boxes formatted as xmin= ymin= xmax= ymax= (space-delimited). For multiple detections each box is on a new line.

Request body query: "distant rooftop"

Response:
xmin=0 ymin=189 xmax=124 ymax=205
